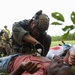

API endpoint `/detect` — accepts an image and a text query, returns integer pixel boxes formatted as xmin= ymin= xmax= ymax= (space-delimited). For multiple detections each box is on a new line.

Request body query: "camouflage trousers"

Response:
xmin=0 ymin=40 xmax=12 ymax=56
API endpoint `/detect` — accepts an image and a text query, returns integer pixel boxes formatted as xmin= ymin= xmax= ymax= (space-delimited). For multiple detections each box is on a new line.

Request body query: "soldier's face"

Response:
xmin=33 ymin=27 xmax=39 ymax=34
xmin=30 ymin=23 xmax=40 ymax=39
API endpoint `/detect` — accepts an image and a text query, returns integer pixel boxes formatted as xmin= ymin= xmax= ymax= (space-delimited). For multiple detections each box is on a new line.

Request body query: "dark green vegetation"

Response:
xmin=51 ymin=40 xmax=75 ymax=47
xmin=52 ymin=32 xmax=75 ymax=41
xmin=51 ymin=32 xmax=75 ymax=47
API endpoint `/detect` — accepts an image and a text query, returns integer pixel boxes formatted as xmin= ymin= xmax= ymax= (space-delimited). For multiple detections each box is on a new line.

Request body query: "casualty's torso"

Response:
xmin=8 ymin=55 xmax=50 ymax=75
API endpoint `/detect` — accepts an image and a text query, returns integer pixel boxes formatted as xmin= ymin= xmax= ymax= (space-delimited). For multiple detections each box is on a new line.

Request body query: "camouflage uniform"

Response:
xmin=0 ymin=32 xmax=12 ymax=56
xmin=12 ymin=11 xmax=51 ymax=56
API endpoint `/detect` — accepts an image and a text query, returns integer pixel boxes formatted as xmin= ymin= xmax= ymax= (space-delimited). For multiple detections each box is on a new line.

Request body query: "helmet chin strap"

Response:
xmin=30 ymin=21 xmax=35 ymax=29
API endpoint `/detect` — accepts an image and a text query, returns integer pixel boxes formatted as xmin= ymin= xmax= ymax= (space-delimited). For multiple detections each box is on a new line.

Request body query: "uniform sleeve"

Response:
xmin=12 ymin=22 xmax=29 ymax=45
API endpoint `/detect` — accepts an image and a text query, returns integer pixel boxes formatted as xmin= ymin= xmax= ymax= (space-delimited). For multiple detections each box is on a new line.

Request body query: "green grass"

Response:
xmin=51 ymin=40 xmax=75 ymax=47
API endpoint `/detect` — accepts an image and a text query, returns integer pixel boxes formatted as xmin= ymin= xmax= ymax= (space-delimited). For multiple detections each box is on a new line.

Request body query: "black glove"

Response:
xmin=34 ymin=43 xmax=44 ymax=56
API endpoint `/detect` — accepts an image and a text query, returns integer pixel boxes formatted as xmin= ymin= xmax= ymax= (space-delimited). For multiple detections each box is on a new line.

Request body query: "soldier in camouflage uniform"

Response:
xmin=12 ymin=10 xmax=51 ymax=56
xmin=0 ymin=31 xmax=12 ymax=56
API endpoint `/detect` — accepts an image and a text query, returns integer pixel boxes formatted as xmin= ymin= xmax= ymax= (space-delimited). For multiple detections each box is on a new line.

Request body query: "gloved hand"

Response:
xmin=34 ymin=43 xmax=44 ymax=56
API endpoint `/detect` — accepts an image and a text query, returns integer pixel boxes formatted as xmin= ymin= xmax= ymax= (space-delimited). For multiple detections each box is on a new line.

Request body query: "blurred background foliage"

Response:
xmin=51 ymin=11 xmax=75 ymax=39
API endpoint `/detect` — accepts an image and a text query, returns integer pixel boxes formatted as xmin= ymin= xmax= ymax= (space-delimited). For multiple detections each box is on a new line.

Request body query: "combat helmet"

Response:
xmin=32 ymin=10 xmax=50 ymax=32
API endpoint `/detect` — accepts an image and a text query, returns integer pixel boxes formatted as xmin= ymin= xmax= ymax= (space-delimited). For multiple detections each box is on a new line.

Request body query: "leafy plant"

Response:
xmin=51 ymin=11 xmax=75 ymax=39
xmin=51 ymin=12 xmax=65 ymax=22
